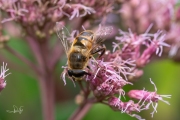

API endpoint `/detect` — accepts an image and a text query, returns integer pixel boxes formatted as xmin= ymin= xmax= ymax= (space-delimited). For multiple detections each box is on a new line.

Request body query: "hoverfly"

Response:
xmin=56 ymin=22 xmax=113 ymax=83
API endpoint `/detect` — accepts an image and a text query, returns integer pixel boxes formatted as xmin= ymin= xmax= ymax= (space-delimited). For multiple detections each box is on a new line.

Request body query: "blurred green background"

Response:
xmin=0 ymin=35 xmax=180 ymax=120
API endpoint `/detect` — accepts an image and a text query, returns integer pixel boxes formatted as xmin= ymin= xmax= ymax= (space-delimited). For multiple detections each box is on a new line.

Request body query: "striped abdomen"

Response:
xmin=68 ymin=52 xmax=87 ymax=69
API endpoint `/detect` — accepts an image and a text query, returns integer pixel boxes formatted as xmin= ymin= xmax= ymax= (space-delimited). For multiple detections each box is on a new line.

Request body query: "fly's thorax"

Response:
xmin=73 ymin=34 xmax=93 ymax=50
xmin=79 ymin=30 xmax=94 ymax=37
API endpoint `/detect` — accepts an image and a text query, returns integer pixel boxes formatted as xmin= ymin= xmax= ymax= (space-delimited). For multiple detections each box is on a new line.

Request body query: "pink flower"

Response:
xmin=0 ymin=62 xmax=10 ymax=92
xmin=120 ymin=0 xmax=176 ymax=33
xmin=128 ymin=79 xmax=171 ymax=117
xmin=60 ymin=25 xmax=171 ymax=119
xmin=108 ymin=79 xmax=171 ymax=119
xmin=115 ymin=26 xmax=170 ymax=67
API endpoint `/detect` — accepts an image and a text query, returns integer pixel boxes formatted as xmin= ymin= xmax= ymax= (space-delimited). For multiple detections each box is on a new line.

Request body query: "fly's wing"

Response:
xmin=88 ymin=25 xmax=113 ymax=57
xmin=93 ymin=25 xmax=113 ymax=46
xmin=55 ymin=22 xmax=71 ymax=56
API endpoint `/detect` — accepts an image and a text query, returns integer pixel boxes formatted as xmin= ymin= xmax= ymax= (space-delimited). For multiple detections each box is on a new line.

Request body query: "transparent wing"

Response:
xmin=93 ymin=25 xmax=113 ymax=45
xmin=55 ymin=22 xmax=71 ymax=55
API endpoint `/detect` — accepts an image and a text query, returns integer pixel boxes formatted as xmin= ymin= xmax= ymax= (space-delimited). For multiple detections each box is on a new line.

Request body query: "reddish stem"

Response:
xmin=4 ymin=45 xmax=40 ymax=75
xmin=25 ymin=32 xmax=55 ymax=120
xmin=37 ymin=40 xmax=55 ymax=120
xmin=49 ymin=39 xmax=63 ymax=71
xmin=38 ymin=75 xmax=55 ymax=120
xmin=26 ymin=36 xmax=46 ymax=73
xmin=69 ymin=98 xmax=96 ymax=120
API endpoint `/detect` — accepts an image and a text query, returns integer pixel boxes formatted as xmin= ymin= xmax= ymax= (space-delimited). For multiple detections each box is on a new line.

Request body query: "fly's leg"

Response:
xmin=87 ymin=65 xmax=90 ymax=70
xmin=89 ymin=46 xmax=106 ymax=68
xmin=91 ymin=46 xmax=106 ymax=58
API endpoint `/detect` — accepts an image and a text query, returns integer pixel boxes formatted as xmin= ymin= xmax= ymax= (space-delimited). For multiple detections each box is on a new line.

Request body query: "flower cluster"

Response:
xmin=0 ymin=0 xmax=177 ymax=120
xmin=62 ymin=26 xmax=171 ymax=119
xmin=0 ymin=0 xmax=121 ymax=48
xmin=120 ymin=0 xmax=176 ymax=33
xmin=0 ymin=0 xmax=119 ymax=24
xmin=115 ymin=26 xmax=170 ymax=68
xmin=108 ymin=79 xmax=171 ymax=120
xmin=0 ymin=62 xmax=10 ymax=92
xmin=120 ymin=0 xmax=180 ymax=61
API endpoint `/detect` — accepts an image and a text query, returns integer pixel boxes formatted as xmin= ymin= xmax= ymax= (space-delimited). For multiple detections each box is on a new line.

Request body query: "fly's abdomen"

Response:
xmin=68 ymin=52 xmax=87 ymax=69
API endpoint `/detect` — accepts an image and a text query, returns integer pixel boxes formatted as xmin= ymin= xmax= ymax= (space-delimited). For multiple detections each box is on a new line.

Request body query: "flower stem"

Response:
xmin=25 ymin=36 xmax=45 ymax=72
xmin=37 ymin=40 xmax=55 ymax=120
xmin=4 ymin=45 xmax=40 ymax=74
xmin=38 ymin=75 xmax=55 ymax=120
xmin=69 ymin=98 xmax=96 ymax=120
xmin=25 ymin=33 xmax=55 ymax=120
